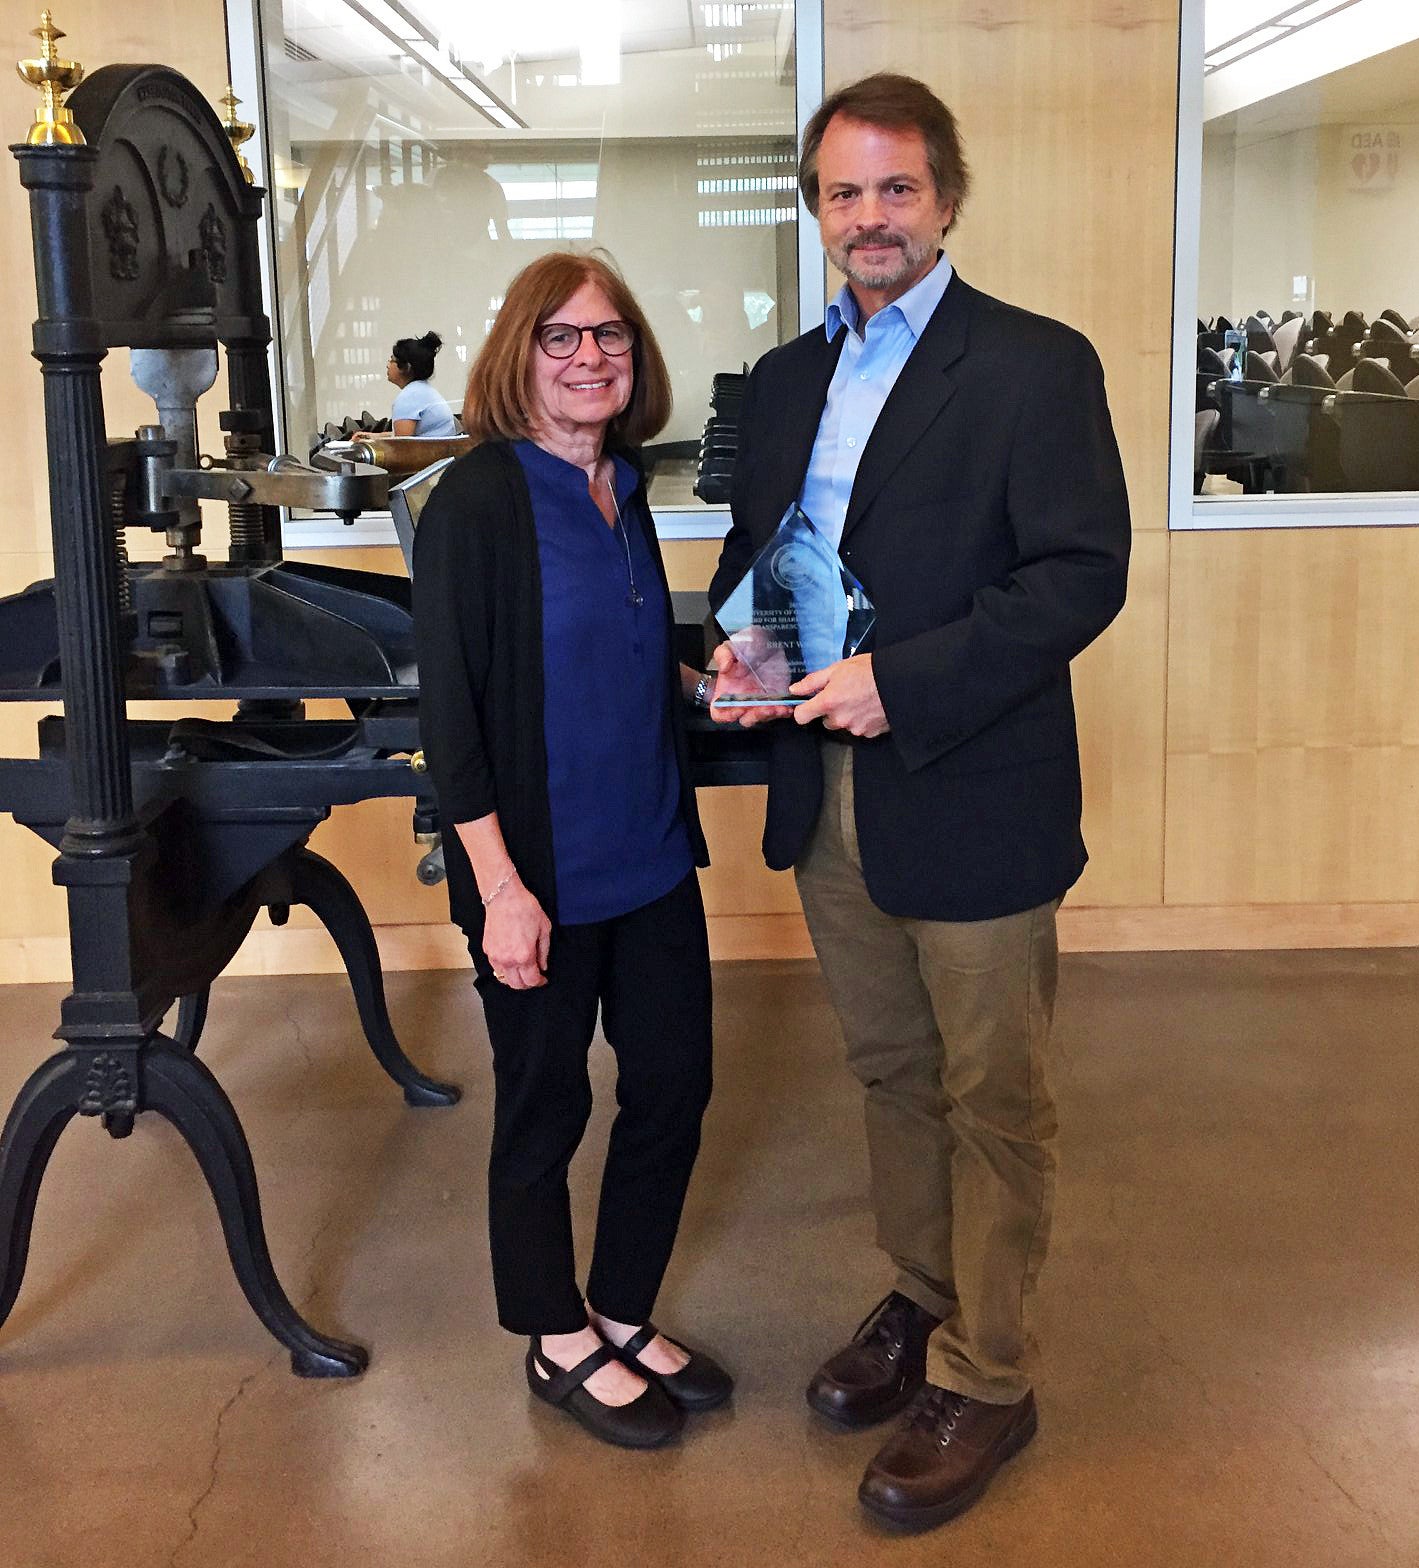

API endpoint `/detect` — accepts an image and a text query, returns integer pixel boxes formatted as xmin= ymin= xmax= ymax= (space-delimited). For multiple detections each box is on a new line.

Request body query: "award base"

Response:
xmin=710 ymin=693 xmax=806 ymax=709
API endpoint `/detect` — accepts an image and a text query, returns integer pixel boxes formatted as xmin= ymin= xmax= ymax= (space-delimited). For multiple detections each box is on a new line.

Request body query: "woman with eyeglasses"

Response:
xmin=411 ymin=252 xmax=730 ymax=1449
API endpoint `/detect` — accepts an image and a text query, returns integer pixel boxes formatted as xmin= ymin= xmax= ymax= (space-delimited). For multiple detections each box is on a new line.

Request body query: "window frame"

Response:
xmin=226 ymin=0 xmax=825 ymax=545
xmin=1170 ymin=0 xmax=1419 ymax=532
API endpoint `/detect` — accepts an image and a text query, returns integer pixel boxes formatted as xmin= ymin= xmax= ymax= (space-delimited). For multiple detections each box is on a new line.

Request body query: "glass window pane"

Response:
xmin=1196 ymin=1 xmax=1419 ymax=500
xmin=259 ymin=0 xmax=799 ymax=512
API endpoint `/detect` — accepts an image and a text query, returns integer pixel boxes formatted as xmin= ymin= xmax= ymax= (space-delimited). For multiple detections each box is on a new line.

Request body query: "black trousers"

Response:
xmin=474 ymin=872 xmax=713 ymax=1335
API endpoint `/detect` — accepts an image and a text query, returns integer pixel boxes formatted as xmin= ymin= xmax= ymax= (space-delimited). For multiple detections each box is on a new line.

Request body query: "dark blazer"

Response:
xmin=708 ymin=275 xmax=1130 ymax=922
xmin=413 ymin=441 xmax=708 ymax=962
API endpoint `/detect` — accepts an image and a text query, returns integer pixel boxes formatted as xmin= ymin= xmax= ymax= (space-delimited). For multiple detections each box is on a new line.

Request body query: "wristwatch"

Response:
xmin=692 ymin=670 xmax=715 ymax=708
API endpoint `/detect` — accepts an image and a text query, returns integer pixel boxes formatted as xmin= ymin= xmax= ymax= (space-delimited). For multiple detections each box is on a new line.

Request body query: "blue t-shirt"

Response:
xmin=514 ymin=439 xmax=692 ymax=925
xmin=391 ymin=379 xmax=458 ymax=437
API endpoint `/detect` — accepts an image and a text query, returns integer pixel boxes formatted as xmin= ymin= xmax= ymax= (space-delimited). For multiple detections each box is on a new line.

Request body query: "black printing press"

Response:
xmin=0 ymin=19 xmax=763 ymax=1376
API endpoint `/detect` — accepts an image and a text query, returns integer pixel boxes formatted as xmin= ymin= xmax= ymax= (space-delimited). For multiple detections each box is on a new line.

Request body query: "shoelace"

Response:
xmin=906 ymin=1384 xmax=969 ymax=1442
xmin=852 ymin=1292 xmax=911 ymax=1348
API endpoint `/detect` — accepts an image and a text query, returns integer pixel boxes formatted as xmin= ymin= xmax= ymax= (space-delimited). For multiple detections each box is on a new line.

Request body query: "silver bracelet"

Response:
xmin=481 ymin=870 xmax=515 ymax=907
xmin=692 ymin=671 xmax=715 ymax=708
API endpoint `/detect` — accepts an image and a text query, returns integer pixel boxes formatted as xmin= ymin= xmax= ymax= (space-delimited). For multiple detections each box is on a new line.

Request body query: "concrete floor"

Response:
xmin=0 ymin=949 xmax=1417 ymax=1567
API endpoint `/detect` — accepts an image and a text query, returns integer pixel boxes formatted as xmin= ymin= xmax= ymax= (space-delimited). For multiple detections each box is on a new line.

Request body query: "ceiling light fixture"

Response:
xmin=1203 ymin=0 xmax=1365 ymax=74
xmin=340 ymin=0 xmax=527 ymax=127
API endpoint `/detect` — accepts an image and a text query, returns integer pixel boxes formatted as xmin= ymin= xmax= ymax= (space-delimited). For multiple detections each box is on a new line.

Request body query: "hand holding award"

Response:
xmin=709 ymin=504 xmax=875 ymax=714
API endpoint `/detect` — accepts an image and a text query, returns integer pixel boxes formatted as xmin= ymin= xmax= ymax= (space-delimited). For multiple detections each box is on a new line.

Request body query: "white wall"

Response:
xmin=1200 ymin=125 xmax=1318 ymax=321
xmin=1198 ymin=130 xmax=1235 ymax=319
xmin=1200 ymin=107 xmax=1419 ymax=324
xmin=1313 ymin=111 xmax=1419 ymax=319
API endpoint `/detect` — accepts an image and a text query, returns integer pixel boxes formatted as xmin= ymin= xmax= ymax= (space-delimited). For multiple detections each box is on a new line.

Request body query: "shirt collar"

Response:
xmin=824 ymin=250 xmax=954 ymax=342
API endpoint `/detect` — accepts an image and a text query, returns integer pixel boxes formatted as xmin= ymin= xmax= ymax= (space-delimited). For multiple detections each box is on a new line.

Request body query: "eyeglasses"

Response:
xmin=536 ymin=319 xmax=635 ymax=359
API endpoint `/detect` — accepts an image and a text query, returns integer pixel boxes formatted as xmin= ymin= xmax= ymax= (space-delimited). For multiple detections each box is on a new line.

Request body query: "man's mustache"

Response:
xmin=845 ymin=231 xmax=904 ymax=252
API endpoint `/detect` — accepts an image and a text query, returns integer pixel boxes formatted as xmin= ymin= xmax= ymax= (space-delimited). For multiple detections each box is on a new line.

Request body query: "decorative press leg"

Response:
xmin=0 ymin=1053 xmax=81 ymax=1332
xmin=143 ymin=1039 xmax=369 ymax=1378
xmin=286 ymin=849 xmax=460 ymax=1107
xmin=173 ymin=987 xmax=210 ymax=1053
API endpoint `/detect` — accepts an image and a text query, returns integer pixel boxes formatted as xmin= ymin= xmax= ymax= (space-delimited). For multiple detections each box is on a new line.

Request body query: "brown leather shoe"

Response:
xmin=858 ymin=1384 xmax=1037 ymax=1530
xmin=805 ymin=1292 xmax=942 ymax=1428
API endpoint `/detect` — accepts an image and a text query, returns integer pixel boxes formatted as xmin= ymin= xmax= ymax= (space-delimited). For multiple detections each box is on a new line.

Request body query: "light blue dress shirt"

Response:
xmin=798 ymin=252 xmax=954 ymax=548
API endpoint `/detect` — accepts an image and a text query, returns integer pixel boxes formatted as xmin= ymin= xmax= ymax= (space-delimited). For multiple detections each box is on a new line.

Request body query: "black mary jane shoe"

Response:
xmin=612 ymin=1321 xmax=734 ymax=1412
xmin=525 ymin=1338 xmax=683 ymax=1449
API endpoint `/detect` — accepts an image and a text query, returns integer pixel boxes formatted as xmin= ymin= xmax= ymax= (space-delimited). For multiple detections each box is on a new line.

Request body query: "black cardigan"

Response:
xmin=411 ymin=440 xmax=708 ymax=958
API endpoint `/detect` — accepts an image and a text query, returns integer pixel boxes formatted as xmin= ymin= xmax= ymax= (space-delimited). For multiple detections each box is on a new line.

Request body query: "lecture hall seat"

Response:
xmin=1272 ymin=314 xmax=1304 ymax=374
xmin=1285 ymin=354 xmax=1335 ymax=389
xmin=1352 ymin=358 xmax=1410 ymax=397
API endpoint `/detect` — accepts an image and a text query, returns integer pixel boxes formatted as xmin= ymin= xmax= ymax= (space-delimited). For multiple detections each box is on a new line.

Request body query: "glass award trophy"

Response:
xmin=710 ymin=503 xmax=876 ymax=707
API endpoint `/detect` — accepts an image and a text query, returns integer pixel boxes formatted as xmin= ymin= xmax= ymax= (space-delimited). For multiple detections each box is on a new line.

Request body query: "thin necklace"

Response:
xmin=600 ymin=464 xmax=643 ymax=608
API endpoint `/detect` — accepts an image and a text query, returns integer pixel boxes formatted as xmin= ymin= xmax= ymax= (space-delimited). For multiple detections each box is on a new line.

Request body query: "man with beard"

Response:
xmin=708 ymin=74 xmax=1130 ymax=1530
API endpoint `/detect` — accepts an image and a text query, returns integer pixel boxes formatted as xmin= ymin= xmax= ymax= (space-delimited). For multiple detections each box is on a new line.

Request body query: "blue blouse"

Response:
xmin=514 ymin=439 xmax=692 ymax=925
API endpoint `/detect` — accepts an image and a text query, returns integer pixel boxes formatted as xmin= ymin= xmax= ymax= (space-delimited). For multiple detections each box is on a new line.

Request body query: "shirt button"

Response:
xmin=859 ymin=372 xmax=868 ymax=381
xmin=846 ymin=437 xmax=857 ymax=448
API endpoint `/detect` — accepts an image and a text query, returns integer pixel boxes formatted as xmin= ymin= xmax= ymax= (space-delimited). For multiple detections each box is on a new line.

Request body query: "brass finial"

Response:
xmin=219 ymin=85 xmax=255 ymax=184
xmin=16 ymin=11 xmax=85 ymax=146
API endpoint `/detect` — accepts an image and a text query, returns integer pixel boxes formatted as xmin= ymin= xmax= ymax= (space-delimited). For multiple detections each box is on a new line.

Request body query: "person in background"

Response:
xmin=387 ymin=330 xmax=459 ymax=436
xmin=411 ymin=252 xmax=731 ymax=1451
xmin=709 ymin=73 xmax=1130 ymax=1530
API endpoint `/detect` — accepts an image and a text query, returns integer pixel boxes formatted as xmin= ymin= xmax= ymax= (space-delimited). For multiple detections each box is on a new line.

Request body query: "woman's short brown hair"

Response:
xmin=799 ymin=73 xmax=970 ymax=232
xmin=462 ymin=251 xmax=672 ymax=447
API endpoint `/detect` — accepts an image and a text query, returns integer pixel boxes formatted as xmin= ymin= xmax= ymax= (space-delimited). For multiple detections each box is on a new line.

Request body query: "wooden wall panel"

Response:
xmin=0 ymin=1 xmax=1189 ymax=979
xmin=829 ymin=0 xmax=1179 ymax=535
xmin=824 ymin=0 xmax=1179 ymax=912
xmin=662 ymin=537 xmax=723 ymax=595
xmin=0 ymin=550 xmax=66 ymax=945
xmin=0 ymin=3 xmax=232 ymax=554
xmin=1 ymin=0 xmax=1415 ymax=968
xmin=1073 ymin=529 xmax=1167 ymax=905
xmin=1166 ymin=529 xmax=1419 ymax=905
xmin=0 ymin=5 xmax=234 ymax=965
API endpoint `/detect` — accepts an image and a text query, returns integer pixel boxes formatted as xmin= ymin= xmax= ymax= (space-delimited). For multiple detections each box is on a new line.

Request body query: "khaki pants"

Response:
xmin=795 ymin=741 xmax=1060 ymax=1404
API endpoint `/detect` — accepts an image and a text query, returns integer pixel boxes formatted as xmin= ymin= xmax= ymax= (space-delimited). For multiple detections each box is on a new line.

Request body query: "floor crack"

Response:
xmin=165 ymin=993 xmax=351 ymax=1567
xmin=283 ymin=1000 xmax=316 ymax=1071
xmin=301 ymin=1201 xmax=340 ymax=1311
xmin=168 ymin=1356 xmax=274 ymax=1568
xmin=1291 ymin=1425 xmax=1401 ymax=1557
